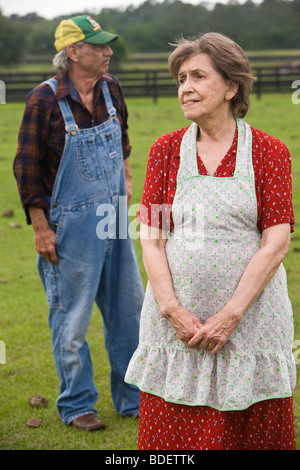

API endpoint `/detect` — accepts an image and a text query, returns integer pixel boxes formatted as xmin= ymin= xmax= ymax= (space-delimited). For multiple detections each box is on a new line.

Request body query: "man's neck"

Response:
xmin=68 ymin=69 xmax=102 ymax=114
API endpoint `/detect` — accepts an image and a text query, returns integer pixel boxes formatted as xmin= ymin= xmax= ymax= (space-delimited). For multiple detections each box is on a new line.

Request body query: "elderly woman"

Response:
xmin=125 ymin=33 xmax=296 ymax=450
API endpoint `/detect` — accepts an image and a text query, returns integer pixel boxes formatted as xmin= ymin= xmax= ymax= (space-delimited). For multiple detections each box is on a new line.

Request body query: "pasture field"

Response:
xmin=0 ymin=93 xmax=299 ymax=450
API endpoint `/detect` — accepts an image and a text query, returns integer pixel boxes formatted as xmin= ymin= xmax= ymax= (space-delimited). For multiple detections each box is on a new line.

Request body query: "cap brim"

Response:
xmin=84 ymin=31 xmax=118 ymax=45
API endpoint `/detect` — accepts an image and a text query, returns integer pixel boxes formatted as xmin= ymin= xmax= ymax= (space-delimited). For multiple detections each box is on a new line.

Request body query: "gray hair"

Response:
xmin=168 ymin=33 xmax=255 ymax=118
xmin=52 ymin=41 xmax=85 ymax=74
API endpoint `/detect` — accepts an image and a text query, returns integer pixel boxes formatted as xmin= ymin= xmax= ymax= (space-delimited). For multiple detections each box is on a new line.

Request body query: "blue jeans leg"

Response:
xmin=37 ymin=202 xmax=144 ymax=423
xmin=96 ymin=236 xmax=144 ymax=416
xmin=38 ymin=254 xmax=101 ymax=424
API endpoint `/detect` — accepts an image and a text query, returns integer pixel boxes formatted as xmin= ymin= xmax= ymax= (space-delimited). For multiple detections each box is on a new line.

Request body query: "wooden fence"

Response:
xmin=1 ymin=65 xmax=300 ymax=103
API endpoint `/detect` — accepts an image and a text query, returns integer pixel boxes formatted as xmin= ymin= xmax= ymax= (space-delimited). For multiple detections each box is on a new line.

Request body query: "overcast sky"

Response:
xmin=0 ymin=0 xmax=232 ymax=19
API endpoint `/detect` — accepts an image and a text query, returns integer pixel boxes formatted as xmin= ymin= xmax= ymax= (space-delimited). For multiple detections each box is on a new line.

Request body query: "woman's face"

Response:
xmin=178 ymin=53 xmax=237 ymax=124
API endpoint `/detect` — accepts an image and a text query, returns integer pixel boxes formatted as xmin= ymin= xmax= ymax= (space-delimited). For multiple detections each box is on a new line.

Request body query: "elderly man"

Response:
xmin=14 ymin=15 xmax=144 ymax=430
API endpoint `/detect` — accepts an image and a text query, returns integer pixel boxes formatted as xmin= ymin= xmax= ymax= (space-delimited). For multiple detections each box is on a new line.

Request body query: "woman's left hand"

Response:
xmin=187 ymin=307 xmax=242 ymax=354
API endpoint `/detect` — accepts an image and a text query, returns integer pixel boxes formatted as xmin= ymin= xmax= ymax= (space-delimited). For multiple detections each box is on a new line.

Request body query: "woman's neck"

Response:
xmin=196 ymin=115 xmax=237 ymax=176
xmin=196 ymin=112 xmax=236 ymax=144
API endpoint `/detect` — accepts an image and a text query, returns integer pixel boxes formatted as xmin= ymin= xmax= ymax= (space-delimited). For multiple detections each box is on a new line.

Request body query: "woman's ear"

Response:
xmin=225 ymin=81 xmax=239 ymax=101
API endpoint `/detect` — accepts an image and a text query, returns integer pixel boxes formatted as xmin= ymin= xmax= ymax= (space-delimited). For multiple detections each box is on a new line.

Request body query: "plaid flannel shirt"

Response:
xmin=13 ymin=72 xmax=131 ymax=223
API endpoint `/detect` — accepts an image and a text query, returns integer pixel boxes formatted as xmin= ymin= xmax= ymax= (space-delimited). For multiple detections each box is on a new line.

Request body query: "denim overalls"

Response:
xmin=38 ymin=78 xmax=144 ymax=424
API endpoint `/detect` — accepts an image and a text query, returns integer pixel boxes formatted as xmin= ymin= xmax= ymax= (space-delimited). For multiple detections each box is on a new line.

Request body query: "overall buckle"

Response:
xmin=65 ymin=124 xmax=79 ymax=136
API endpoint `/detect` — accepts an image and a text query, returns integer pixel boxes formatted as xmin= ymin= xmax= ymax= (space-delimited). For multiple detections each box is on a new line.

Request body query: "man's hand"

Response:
xmin=28 ymin=207 xmax=58 ymax=265
xmin=34 ymin=226 xmax=58 ymax=265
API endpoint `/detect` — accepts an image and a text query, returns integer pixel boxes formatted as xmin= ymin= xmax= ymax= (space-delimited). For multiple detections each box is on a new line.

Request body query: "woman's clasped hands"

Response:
xmin=162 ymin=303 xmax=243 ymax=355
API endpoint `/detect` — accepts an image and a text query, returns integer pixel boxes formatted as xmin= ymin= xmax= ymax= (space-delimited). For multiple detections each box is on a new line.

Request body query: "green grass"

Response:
xmin=0 ymin=93 xmax=299 ymax=450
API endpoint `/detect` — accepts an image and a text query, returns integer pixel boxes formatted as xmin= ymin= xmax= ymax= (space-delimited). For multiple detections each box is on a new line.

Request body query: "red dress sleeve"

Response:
xmin=251 ymin=127 xmax=295 ymax=232
xmin=138 ymin=129 xmax=185 ymax=231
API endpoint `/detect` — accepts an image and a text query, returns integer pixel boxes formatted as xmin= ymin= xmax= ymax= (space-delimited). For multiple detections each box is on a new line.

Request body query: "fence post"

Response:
xmin=275 ymin=67 xmax=280 ymax=92
xmin=145 ymin=70 xmax=150 ymax=97
xmin=152 ymin=71 xmax=158 ymax=103
xmin=255 ymin=68 xmax=262 ymax=100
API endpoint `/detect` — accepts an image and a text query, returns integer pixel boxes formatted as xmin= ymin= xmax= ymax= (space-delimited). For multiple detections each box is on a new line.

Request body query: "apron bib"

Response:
xmin=126 ymin=119 xmax=296 ymax=411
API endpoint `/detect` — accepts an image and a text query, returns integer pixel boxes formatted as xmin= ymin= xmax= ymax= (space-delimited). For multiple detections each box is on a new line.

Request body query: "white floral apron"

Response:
xmin=125 ymin=118 xmax=296 ymax=411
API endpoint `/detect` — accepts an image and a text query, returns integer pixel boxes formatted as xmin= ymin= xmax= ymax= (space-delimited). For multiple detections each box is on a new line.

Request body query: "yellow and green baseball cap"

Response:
xmin=54 ymin=15 xmax=118 ymax=51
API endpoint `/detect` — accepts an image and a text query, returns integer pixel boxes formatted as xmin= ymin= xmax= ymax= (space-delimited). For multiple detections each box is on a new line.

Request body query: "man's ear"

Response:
xmin=66 ymin=44 xmax=79 ymax=62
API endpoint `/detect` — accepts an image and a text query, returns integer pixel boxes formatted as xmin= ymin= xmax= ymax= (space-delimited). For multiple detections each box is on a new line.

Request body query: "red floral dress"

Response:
xmin=138 ymin=392 xmax=295 ymax=450
xmin=137 ymin=125 xmax=295 ymax=451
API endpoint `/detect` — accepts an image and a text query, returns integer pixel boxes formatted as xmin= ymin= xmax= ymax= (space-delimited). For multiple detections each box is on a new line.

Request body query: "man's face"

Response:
xmin=74 ymin=42 xmax=114 ymax=78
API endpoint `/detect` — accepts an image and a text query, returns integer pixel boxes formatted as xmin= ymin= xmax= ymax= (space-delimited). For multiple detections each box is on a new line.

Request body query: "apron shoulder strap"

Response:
xmin=234 ymin=118 xmax=253 ymax=179
xmin=178 ymin=122 xmax=199 ymax=180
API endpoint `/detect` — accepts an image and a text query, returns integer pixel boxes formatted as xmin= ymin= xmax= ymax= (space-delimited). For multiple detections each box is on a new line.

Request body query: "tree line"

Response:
xmin=1 ymin=0 xmax=300 ymax=66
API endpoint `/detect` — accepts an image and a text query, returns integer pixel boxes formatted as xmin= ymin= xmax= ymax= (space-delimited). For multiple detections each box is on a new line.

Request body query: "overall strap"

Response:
xmin=43 ymin=78 xmax=79 ymax=135
xmin=44 ymin=77 xmax=57 ymax=94
xmin=43 ymin=78 xmax=117 ymax=133
xmin=101 ymin=79 xmax=117 ymax=118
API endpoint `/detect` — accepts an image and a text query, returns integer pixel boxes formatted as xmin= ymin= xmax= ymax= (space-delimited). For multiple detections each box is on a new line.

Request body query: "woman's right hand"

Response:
xmin=161 ymin=304 xmax=202 ymax=346
xmin=140 ymin=224 xmax=202 ymax=346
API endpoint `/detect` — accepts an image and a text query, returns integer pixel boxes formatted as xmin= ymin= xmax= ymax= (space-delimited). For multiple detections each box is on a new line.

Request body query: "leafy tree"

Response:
xmin=1 ymin=0 xmax=300 ymax=67
xmin=0 ymin=11 xmax=30 ymax=66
